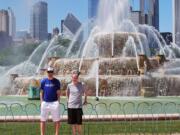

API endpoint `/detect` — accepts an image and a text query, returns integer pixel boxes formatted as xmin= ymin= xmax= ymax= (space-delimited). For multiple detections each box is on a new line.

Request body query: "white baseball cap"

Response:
xmin=47 ymin=67 xmax=54 ymax=72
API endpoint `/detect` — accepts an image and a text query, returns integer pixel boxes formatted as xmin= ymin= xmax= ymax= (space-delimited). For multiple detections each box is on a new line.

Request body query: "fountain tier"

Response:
xmin=94 ymin=32 xmax=145 ymax=57
xmin=45 ymin=57 xmax=162 ymax=76
xmin=13 ymin=75 xmax=180 ymax=97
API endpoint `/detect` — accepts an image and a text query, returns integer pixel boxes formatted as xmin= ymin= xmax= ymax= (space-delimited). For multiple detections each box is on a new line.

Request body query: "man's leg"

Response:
xmin=51 ymin=101 xmax=61 ymax=135
xmin=76 ymin=125 xmax=82 ymax=135
xmin=76 ymin=108 xmax=83 ymax=135
xmin=71 ymin=125 xmax=76 ymax=135
xmin=40 ymin=121 xmax=46 ymax=135
xmin=40 ymin=102 xmax=48 ymax=135
xmin=54 ymin=121 xmax=60 ymax=135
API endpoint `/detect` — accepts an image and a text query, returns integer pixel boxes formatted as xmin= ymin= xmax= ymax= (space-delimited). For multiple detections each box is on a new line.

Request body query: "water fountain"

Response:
xmin=1 ymin=0 xmax=180 ymax=98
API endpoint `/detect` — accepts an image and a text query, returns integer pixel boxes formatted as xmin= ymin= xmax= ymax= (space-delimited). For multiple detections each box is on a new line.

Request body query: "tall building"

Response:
xmin=61 ymin=13 xmax=82 ymax=40
xmin=153 ymin=0 xmax=159 ymax=30
xmin=173 ymin=0 xmax=180 ymax=46
xmin=88 ymin=0 xmax=100 ymax=33
xmin=8 ymin=7 xmax=16 ymax=39
xmin=130 ymin=7 xmax=142 ymax=26
xmin=0 ymin=10 xmax=9 ymax=35
xmin=0 ymin=10 xmax=12 ymax=48
xmin=30 ymin=1 xmax=48 ymax=41
xmin=88 ymin=0 xmax=99 ymax=20
xmin=140 ymin=0 xmax=159 ymax=30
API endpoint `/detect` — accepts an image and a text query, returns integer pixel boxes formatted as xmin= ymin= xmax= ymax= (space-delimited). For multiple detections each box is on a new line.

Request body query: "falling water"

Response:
xmin=96 ymin=0 xmax=130 ymax=32
xmin=111 ymin=32 xmax=114 ymax=57
xmin=76 ymin=41 xmax=85 ymax=58
xmin=27 ymin=41 xmax=48 ymax=64
xmin=0 ymin=66 xmax=9 ymax=75
xmin=79 ymin=27 xmax=100 ymax=71
xmin=171 ymin=42 xmax=180 ymax=57
xmin=152 ymin=27 xmax=176 ymax=59
xmin=119 ymin=20 xmax=145 ymax=55
xmin=0 ymin=61 xmax=37 ymax=95
xmin=138 ymin=25 xmax=166 ymax=57
xmin=65 ymin=24 xmax=85 ymax=57
xmin=36 ymin=36 xmax=57 ymax=73
xmin=48 ymin=45 xmax=60 ymax=55
xmin=123 ymin=36 xmax=140 ymax=70
xmin=22 ymin=41 xmax=48 ymax=74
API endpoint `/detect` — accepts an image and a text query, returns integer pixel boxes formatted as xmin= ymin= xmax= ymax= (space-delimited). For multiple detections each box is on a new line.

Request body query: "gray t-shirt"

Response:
xmin=67 ymin=82 xmax=85 ymax=108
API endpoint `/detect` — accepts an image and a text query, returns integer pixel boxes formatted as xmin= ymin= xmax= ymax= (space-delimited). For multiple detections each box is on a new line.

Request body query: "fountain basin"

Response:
xmin=12 ymin=75 xmax=180 ymax=97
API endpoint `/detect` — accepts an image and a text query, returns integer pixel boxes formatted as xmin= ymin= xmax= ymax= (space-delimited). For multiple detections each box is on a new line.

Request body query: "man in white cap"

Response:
xmin=40 ymin=67 xmax=61 ymax=135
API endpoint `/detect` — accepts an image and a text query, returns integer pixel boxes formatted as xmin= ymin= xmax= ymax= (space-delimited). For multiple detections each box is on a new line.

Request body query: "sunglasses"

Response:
xmin=47 ymin=71 xmax=54 ymax=73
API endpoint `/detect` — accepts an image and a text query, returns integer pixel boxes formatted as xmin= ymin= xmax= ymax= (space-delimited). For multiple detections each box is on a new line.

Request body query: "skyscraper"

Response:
xmin=153 ymin=0 xmax=159 ymax=30
xmin=130 ymin=10 xmax=142 ymax=26
xmin=173 ymin=0 xmax=180 ymax=46
xmin=88 ymin=0 xmax=100 ymax=33
xmin=30 ymin=1 xmax=48 ymax=41
xmin=0 ymin=10 xmax=9 ymax=35
xmin=61 ymin=13 xmax=82 ymax=40
xmin=88 ymin=0 xmax=99 ymax=20
xmin=140 ymin=0 xmax=159 ymax=30
xmin=0 ymin=9 xmax=12 ymax=48
xmin=8 ymin=7 xmax=16 ymax=38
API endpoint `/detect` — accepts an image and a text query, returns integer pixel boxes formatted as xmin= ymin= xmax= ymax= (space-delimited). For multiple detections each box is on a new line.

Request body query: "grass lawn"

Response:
xmin=0 ymin=121 xmax=180 ymax=135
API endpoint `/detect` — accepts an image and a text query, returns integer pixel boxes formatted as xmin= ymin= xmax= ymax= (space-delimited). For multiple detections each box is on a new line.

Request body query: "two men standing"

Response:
xmin=40 ymin=67 xmax=87 ymax=135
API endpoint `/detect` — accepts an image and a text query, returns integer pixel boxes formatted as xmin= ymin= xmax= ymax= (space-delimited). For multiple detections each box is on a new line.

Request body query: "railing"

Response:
xmin=0 ymin=101 xmax=180 ymax=134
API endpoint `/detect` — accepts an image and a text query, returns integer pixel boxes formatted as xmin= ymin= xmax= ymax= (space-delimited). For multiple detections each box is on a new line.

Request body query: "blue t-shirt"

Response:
xmin=40 ymin=78 xmax=61 ymax=102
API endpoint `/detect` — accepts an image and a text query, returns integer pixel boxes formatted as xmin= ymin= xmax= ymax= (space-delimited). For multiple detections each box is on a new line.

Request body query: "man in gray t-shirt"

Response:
xmin=66 ymin=70 xmax=87 ymax=135
xmin=67 ymin=82 xmax=85 ymax=108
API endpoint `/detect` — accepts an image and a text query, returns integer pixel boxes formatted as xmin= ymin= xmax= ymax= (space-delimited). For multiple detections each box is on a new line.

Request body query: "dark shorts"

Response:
xmin=68 ymin=108 xmax=83 ymax=125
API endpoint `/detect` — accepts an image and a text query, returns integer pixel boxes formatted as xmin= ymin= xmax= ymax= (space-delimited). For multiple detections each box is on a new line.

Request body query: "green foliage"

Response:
xmin=0 ymin=37 xmax=78 ymax=66
xmin=58 ymin=38 xmax=71 ymax=47
xmin=0 ymin=43 xmax=39 ymax=66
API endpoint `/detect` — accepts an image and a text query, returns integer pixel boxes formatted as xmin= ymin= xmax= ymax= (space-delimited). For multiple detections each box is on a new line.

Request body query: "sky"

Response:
xmin=0 ymin=0 xmax=172 ymax=33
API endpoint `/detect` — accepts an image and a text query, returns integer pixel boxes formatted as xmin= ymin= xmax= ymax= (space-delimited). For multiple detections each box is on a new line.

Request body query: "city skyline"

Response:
xmin=0 ymin=0 xmax=172 ymax=33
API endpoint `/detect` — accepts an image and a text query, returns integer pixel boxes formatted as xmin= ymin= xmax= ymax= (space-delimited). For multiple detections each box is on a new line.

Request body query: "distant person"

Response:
xmin=66 ymin=70 xmax=88 ymax=135
xmin=40 ymin=67 xmax=61 ymax=135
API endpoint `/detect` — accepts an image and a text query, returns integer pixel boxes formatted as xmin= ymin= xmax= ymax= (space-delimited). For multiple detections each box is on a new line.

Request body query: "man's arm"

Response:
xmin=83 ymin=85 xmax=88 ymax=105
xmin=66 ymin=86 xmax=70 ymax=107
xmin=57 ymin=90 xmax=61 ymax=103
xmin=40 ymin=90 xmax=43 ymax=104
xmin=66 ymin=88 xmax=69 ymax=101
xmin=56 ymin=80 xmax=61 ymax=103
xmin=40 ymin=79 xmax=44 ymax=104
